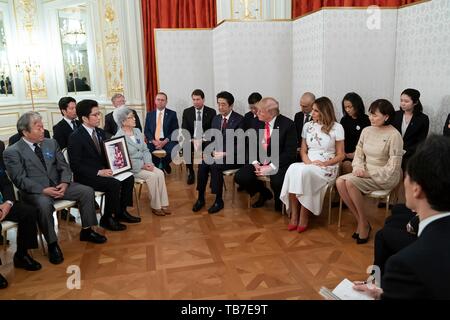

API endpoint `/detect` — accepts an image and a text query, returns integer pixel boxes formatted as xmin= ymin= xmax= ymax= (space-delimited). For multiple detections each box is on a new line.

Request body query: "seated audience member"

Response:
xmin=53 ymin=96 xmax=80 ymax=150
xmin=294 ymin=92 xmax=316 ymax=145
xmin=144 ymin=92 xmax=179 ymax=174
xmin=443 ymin=113 xmax=450 ymax=137
xmin=1 ymin=142 xmax=41 ymax=289
xmin=353 ymin=135 xmax=450 ymax=299
xmin=192 ymin=91 xmax=244 ymax=214
xmin=336 ymin=99 xmax=403 ymax=244
xmin=181 ymin=89 xmax=216 ymax=185
xmin=280 ymin=97 xmax=345 ymax=232
xmin=235 ymin=97 xmax=297 ymax=211
xmin=9 ymin=129 xmax=50 ymax=146
xmin=373 ymin=203 xmax=418 ymax=276
xmin=104 ymin=93 xmax=142 ymax=139
xmin=243 ymin=92 xmax=263 ymax=131
xmin=68 ymin=99 xmax=140 ymax=232
xmin=393 ymin=88 xmax=429 ymax=169
xmin=340 ymin=92 xmax=370 ymax=174
xmin=4 ymin=112 xmax=107 ymax=265
xmin=113 ymin=106 xmax=171 ymax=216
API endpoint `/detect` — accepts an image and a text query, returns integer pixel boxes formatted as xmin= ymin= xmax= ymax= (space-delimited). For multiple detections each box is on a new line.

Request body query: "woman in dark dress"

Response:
xmin=340 ymin=92 xmax=371 ymax=175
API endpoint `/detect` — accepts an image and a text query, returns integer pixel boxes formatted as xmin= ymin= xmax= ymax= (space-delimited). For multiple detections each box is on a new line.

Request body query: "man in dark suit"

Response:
xmin=68 ymin=72 xmax=90 ymax=92
xmin=1 ymin=141 xmax=41 ymax=289
xmin=354 ymin=135 xmax=450 ymax=299
xmin=235 ymin=97 xmax=297 ymax=211
xmin=144 ymin=92 xmax=179 ymax=174
xmin=444 ymin=113 xmax=450 ymax=137
xmin=192 ymin=91 xmax=244 ymax=214
xmin=243 ymin=92 xmax=263 ymax=131
xmin=181 ymin=89 xmax=216 ymax=185
xmin=4 ymin=111 xmax=107 ymax=265
xmin=293 ymin=92 xmax=315 ymax=145
xmin=68 ymin=100 xmax=140 ymax=232
xmin=53 ymin=97 xmax=80 ymax=150
xmin=104 ymin=94 xmax=142 ymax=139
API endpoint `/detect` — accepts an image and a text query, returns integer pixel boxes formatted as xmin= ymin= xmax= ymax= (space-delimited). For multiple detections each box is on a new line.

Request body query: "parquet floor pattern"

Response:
xmin=0 ymin=166 xmax=386 ymax=300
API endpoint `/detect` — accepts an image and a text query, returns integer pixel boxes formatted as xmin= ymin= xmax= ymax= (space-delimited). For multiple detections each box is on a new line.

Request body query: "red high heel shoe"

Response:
xmin=297 ymin=225 xmax=308 ymax=233
xmin=287 ymin=224 xmax=298 ymax=231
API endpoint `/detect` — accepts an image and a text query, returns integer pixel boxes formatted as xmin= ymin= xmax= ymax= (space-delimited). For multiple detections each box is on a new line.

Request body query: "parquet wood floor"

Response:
xmin=0 ymin=166 xmax=387 ymax=300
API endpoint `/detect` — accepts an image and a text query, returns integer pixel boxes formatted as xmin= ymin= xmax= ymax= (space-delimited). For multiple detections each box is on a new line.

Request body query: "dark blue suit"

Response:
xmin=144 ymin=108 xmax=179 ymax=169
xmin=197 ymin=111 xmax=244 ymax=200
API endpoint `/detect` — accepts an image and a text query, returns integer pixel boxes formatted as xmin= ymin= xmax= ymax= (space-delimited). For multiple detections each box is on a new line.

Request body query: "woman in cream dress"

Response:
xmin=336 ymin=99 xmax=403 ymax=244
xmin=280 ymin=97 xmax=345 ymax=233
xmin=113 ymin=106 xmax=171 ymax=216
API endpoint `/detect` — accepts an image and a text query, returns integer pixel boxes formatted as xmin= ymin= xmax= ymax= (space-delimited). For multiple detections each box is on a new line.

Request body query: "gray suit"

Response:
xmin=4 ymin=138 xmax=98 ymax=244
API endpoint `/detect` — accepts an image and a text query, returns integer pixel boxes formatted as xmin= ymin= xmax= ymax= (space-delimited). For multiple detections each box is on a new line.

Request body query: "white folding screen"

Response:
xmin=394 ymin=0 xmax=450 ymax=133
xmin=155 ymin=30 xmax=214 ymax=118
xmin=155 ymin=2 xmax=449 ymax=132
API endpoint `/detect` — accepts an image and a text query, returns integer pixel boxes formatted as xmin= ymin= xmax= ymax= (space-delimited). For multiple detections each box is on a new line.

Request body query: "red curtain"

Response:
xmin=141 ymin=0 xmax=217 ymax=111
xmin=292 ymin=0 xmax=421 ymax=18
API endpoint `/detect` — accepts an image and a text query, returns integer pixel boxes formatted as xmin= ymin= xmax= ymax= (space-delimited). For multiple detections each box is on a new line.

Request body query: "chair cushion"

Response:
xmin=53 ymin=200 xmax=77 ymax=211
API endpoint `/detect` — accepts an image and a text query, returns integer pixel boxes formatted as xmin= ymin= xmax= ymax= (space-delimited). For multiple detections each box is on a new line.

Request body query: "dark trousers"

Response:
xmin=234 ymin=164 xmax=288 ymax=206
xmin=4 ymin=202 xmax=39 ymax=254
xmin=197 ymin=162 xmax=241 ymax=199
xmin=374 ymin=204 xmax=417 ymax=275
xmin=77 ymin=175 xmax=134 ymax=219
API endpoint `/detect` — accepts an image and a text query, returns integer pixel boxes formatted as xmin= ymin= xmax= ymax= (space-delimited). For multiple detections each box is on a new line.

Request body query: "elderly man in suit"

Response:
xmin=235 ymin=97 xmax=298 ymax=211
xmin=4 ymin=112 xmax=106 ymax=265
xmin=144 ymin=92 xmax=179 ymax=174
xmin=293 ymin=92 xmax=315 ymax=146
xmin=68 ymin=99 xmax=139 ymax=232
xmin=53 ymin=96 xmax=80 ymax=150
xmin=354 ymin=135 xmax=450 ymax=299
xmin=181 ymin=89 xmax=216 ymax=185
xmin=104 ymin=93 xmax=142 ymax=139
xmin=192 ymin=91 xmax=244 ymax=214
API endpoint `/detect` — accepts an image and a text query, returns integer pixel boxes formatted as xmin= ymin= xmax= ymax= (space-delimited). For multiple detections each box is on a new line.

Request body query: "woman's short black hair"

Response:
xmin=342 ymin=92 xmax=365 ymax=118
xmin=368 ymin=99 xmax=396 ymax=126
xmin=406 ymin=135 xmax=450 ymax=212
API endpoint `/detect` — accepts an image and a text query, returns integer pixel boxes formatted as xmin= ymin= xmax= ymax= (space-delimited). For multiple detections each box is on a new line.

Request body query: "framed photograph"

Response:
xmin=103 ymin=136 xmax=132 ymax=175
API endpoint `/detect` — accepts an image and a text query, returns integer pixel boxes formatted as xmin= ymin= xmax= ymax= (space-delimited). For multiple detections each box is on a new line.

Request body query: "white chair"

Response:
xmin=133 ymin=178 xmax=145 ymax=217
xmin=1 ymin=221 xmax=18 ymax=251
xmin=222 ymin=169 xmax=240 ymax=203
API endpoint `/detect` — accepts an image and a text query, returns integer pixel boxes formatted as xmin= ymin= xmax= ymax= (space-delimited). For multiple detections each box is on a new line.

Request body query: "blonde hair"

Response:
xmin=314 ymin=97 xmax=337 ymax=134
xmin=257 ymin=97 xmax=280 ymax=116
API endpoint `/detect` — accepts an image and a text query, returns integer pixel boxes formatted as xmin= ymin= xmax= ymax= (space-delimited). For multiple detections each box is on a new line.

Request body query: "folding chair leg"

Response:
xmin=338 ymin=197 xmax=343 ymax=228
xmin=385 ymin=195 xmax=391 ymax=218
xmin=134 ymin=185 xmax=141 ymax=217
xmin=328 ymin=186 xmax=333 ymax=225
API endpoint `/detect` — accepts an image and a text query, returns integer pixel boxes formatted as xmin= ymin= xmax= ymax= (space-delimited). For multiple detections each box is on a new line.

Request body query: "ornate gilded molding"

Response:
xmin=99 ymin=0 xmax=124 ymax=97
xmin=13 ymin=0 xmax=47 ymax=99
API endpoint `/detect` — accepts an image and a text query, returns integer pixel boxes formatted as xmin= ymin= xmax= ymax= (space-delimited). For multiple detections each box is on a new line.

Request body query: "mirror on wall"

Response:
xmin=58 ymin=5 xmax=92 ymax=93
xmin=0 ymin=11 xmax=13 ymax=96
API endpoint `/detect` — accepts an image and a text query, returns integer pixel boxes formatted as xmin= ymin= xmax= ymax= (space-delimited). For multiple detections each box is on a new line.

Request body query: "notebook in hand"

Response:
xmin=320 ymin=279 xmax=374 ymax=300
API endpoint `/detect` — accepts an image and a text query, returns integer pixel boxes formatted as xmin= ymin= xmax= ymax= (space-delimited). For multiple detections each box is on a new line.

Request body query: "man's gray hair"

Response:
xmin=17 ymin=111 xmax=42 ymax=136
xmin=302 ymin=92 xmax=316 ymax=102
xmin=113 ymin=105 xmax=132 ymax=127
xmin=111 ymin=93 xmax=124 ymax=103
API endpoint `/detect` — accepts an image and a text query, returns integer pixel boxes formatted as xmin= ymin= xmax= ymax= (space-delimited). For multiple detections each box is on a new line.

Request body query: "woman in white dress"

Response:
xmin=113 ymin=106 xmax=171 ymax=216
xmin=280 ymin=97 xmax=345 ymax=233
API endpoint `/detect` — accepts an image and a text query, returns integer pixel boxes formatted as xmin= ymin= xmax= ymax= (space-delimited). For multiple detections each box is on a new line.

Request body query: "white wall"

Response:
xmin=292 ymin=11 xmax=324 ymax=118
xmin=155 ymin=29 xmax=214 ymax=118
xmin=323 ymin=9 xmax=398 ymax=120
xmin=395 ymin=0 xmax=450 ymax=134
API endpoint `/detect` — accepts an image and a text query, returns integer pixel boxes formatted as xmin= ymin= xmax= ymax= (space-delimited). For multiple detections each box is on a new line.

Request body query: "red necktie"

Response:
xmin=221 ymin=117 xmax=227 ymax=131
xmin=263 ymin=122 xmax=270 ymax=150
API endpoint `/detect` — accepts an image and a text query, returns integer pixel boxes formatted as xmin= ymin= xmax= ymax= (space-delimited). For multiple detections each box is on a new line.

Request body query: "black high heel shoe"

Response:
xmin=356 ymin=224 xmax=372 ymax=244
xmin=352 ymin=232 xmax=359 ymax=239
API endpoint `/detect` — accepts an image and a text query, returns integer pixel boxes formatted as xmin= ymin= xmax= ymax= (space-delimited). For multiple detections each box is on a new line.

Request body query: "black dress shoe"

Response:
xmin=48 ymin=243 xmax=64 ymax=265
xmin=192 ymin=199 xmax=205 ymax=212
xmin=352 ymin=233 xmax=359 ymax=239
xmin=356 ymin=224 xmax=372 ymax=244
xmin=80 ymin=228 xmax=107 ymax=244
xmin=0 ymin=274 xmax=7 ymax=289
xmin=187 ymin=173 xmax=195 ymax=185
xmin=252 ymin=191 xmax=273 ymax=208
xmin=100 ymin=216 xmax=127 ymax=231
xmin=117 ymin=211 xmax=141 ymax=223
xmin=208 ymin=201 xmax=224 ymax=214
xmin=14 ymin=253 xmax=42 ymax=271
